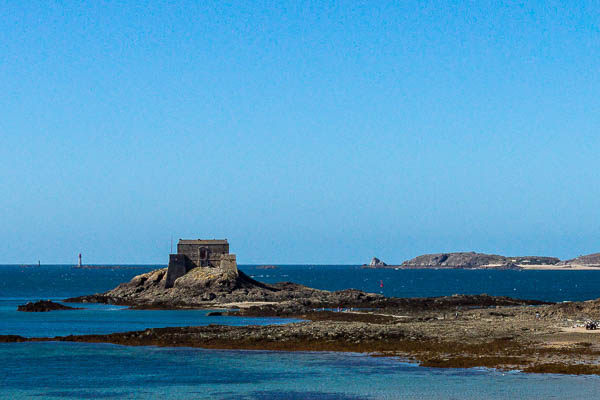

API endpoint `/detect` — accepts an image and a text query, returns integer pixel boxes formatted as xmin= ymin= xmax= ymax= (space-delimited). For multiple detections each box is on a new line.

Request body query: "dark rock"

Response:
xmin=585 ymin=321 xmax=598 ymax=330
xmin=18 ymin=300 xmax=81 ymax=312
xmin=369 ymin=257 xmax=387 ymax=267
xmin=207 ymin=312 xmax=223 ymax=316
xmin=0 ymin=335 xmax=28 ymax=342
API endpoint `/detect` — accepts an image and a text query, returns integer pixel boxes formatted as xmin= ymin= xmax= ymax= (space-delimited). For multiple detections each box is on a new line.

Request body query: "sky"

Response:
xmin=1 ymin=1 xmax=599 ymax=264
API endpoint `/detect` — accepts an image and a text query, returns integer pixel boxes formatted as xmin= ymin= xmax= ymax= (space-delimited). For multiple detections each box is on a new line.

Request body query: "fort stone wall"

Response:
xmin=165 ymin=239 xmax=238 ymax=288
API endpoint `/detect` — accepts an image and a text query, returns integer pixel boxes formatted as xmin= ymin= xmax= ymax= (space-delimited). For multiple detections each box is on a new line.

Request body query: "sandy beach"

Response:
xmin=520 ymin=264 xmax=600 ymax=270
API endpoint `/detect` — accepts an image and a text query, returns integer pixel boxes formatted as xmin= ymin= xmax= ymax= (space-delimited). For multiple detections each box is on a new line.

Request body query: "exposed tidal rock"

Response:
xmin=234 ymin=294 xmax=549 ymax=317
xmin=8 ymin=297 xmax=600 ymax=375
xmin=17 ymin=300 xmax=81 ymax=312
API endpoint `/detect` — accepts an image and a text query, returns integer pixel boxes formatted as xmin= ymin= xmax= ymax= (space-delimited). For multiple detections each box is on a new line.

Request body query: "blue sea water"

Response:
xmin=2 ymin=343 xmax=600 ymax=399
xmin=243 ymin=265 xmax=600 ymax=302
xmin=2 ymin=264 xmax=600 ymax=302
xmin=0 ymin=299 xmax=298 ymax=337
xmin=1 ymin=264 xmax=600 ymax=399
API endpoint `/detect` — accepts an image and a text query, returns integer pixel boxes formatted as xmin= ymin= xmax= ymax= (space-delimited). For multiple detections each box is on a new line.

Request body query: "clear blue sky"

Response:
xmin=1 ymin=1 xmax=599 ymax=264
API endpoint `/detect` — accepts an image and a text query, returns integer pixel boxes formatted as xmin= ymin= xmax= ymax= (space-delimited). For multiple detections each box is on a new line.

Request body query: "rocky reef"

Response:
xmin=8 ymin=295 xmax=600 ymax=375
xmin=17 ymin=300 xmax=81 ymax=312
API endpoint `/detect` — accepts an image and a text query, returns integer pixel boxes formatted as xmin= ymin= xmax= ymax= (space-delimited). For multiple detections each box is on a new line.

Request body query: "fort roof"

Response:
xmin=178 ymin=239 xmax=228 ymax=245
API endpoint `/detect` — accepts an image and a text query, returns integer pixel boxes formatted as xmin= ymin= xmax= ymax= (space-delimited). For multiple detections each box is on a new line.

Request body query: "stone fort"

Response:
xmin=165 ymin=239 xmax=237 ymax=288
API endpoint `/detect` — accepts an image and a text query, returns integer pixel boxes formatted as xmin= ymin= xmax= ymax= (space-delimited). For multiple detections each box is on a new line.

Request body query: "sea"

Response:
xmin=1 ymin=264 xmax=600 ymax=399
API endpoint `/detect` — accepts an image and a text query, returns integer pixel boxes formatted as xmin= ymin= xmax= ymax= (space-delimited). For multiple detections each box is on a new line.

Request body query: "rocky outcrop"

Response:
xmin=65 ymin=267 xmax=385 ymax=309
xmin=558 ymin=253 xmax=600 ymax=267
xmin=398 ymin=252 xmax=560 ymax=269
xmin=368 ymin=257 xmax=387 ymax=267
xmin=17 ymin=300 xmax=81 ymax=312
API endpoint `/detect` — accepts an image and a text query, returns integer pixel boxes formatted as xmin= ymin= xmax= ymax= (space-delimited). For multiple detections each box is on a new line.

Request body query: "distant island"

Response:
xmin=364 ymin=252 xmax=600 ymax=270
xmin=255 ymin=265 xmax=278 ymax=270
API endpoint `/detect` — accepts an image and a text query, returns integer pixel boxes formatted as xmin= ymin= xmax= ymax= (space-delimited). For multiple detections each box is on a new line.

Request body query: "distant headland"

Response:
xmin=364 ymin=252 xmax=600 ymax=270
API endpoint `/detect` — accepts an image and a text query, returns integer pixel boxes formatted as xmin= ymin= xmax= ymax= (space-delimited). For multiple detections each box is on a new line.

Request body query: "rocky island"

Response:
xmin=6 ymin=239 xmax=600 ymax=375
xmin=66 ymin=239 xmax=387 ymax=309
xmin=398 ymin=252 xmax=560 ymax=269
xmin=364 ymin=251 xmax=600 ymax=270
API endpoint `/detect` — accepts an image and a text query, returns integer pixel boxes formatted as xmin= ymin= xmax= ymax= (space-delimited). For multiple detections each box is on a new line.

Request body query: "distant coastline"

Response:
xmin=364 ymin=252 xmax=600 ymax=270
xmin=364 ymin=264 xmax=600 ymax=271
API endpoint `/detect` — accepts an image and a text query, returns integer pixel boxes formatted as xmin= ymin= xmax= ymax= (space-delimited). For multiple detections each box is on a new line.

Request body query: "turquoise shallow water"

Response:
xmin=1 ymin=264 xmax=600 ymax=398
xmin=0 ymin=299 xmax=297 ymax=337
xmin=2 ymin=343 xmax=600 ymax=400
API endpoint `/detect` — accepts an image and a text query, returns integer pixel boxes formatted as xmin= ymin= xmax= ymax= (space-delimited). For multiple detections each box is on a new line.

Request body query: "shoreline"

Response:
xmin=3 ymin=319 xmax=600 ymax=376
